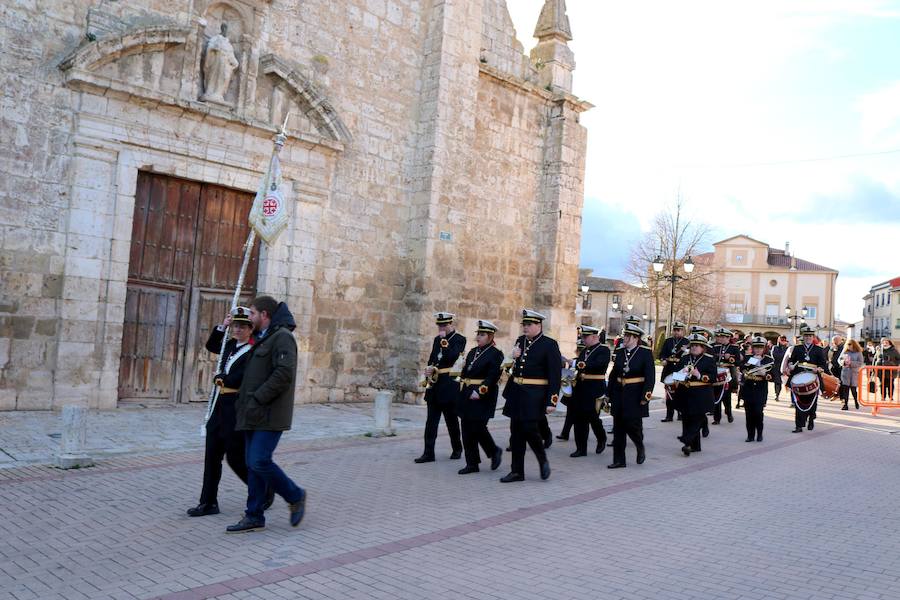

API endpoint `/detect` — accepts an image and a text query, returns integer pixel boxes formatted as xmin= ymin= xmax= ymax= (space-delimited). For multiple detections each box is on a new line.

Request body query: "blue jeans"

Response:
xmin=244 ymin=430 xmax=303 ymax=521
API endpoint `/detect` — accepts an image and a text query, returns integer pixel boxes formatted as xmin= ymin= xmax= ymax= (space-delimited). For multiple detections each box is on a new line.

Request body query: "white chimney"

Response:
xmin=785 ymin=241 xmax=791 ymax=256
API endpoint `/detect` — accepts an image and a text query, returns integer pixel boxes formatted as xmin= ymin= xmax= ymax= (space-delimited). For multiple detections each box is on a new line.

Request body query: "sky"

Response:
xmin=507 ymin=0 xmax=900 ymax=324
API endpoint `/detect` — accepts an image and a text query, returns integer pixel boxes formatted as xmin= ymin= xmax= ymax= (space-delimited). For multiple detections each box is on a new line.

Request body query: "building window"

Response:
xmin=895 ymin=318 xmax=900 ymax=330
xmin=612 ymin=294 xmax=620 ymax=305
xmin=804 ymin=306 xmax=817 ymax=319
xmin=889 ymin=294 xmax=892 ymax=305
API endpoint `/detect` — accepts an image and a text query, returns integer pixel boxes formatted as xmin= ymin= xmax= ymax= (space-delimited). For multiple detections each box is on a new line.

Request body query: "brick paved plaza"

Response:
xmin=2 ymin=396 xmax=900 ymax=600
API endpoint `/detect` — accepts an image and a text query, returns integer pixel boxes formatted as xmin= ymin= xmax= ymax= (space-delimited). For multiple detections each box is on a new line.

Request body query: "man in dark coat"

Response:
xmin=673 ymin=333 xmax=717 ymax=455
xmin=771 ymin=336 xmax=789 ymax=401
xmin=187 ymin=306 xmax=255 ymax=517
xmin=227 ymin=296 xmax=306 ymax=533
xmin=415 ymin=312 xmax=466 ymax=463
xmin=500 ymin=309 xmax=561 ymax=482
xmin=456 ymin=320 xmax=504 ymax=474
xmin=659 ymin=320 xmax=688 ymax=422
xmin=740 ymin=336 xmax=773 ymax=442
xmin=785 ymin=324 xmax=828 ymax=433
xmin=569 ymin=325 xmax=609 ymax=457
xmin=607 ymin=323 xmax=655 ymax=468
xmin=827 ymin=335 xmax=844 ymax=380
xmin=711 ymin=327 xmax=743 ymax=425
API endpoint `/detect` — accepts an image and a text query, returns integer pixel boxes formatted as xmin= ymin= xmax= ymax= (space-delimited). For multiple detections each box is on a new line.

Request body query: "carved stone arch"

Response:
xmin=260 ymin=54 xmax=352 ymax=144
xmin=59 ymin=26 xmax=192 ymax=74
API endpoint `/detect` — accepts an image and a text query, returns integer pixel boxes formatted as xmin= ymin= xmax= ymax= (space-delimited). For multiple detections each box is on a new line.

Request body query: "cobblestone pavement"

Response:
xmin=3 ymin=391 xmax=900 ymax=600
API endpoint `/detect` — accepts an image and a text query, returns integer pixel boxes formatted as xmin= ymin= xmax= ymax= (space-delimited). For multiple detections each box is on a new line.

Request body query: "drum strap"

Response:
xmin=791 ymin=389 xmax=818 ymax=413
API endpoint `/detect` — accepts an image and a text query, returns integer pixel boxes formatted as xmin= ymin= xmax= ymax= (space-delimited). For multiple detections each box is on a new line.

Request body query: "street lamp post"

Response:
xmin=653 ymin=254 xmax=694 ymax=337
xmin=611 ymin=300 xmax=633 ymax=334
xmin=784 ymin=305 xmax=808 ymax=338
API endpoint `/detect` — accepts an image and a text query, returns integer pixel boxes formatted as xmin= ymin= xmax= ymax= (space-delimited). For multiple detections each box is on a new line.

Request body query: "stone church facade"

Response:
xmin=0 ymin=0 xmax=590 ymax=410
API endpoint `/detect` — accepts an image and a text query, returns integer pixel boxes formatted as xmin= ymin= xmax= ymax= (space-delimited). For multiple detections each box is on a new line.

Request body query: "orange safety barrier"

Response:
xmin=858 ymin=366 xmax=900 ymax=415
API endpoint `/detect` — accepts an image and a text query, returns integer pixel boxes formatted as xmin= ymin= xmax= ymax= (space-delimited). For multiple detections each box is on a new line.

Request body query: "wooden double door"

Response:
xmin=118 ymin=172 xmax=260 ymax=404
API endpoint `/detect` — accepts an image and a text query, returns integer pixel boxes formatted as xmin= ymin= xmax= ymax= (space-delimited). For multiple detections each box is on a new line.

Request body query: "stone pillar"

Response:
xmin=372 ymin=390 xmax=395 ymax=437
xmin=58 ymin=405 xmax=94 ymax=469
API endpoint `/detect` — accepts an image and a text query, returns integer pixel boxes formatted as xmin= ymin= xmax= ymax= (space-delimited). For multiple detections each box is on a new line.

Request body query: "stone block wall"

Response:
xmin=0 ymin=0 xmax=589 ymax=409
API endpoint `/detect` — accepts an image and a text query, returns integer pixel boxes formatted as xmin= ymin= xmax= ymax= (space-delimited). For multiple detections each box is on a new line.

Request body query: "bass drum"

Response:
xmin=821 ymin=373 xmax=840 ymax=399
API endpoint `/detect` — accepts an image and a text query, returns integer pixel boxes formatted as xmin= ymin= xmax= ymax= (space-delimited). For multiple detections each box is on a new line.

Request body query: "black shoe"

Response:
xmin=607 ymin=462 xmax=626 ymax=469
xmin=701 ymin=427 xmax=709 ymax=438
xmin=263 ymin=488 xmax=276 ymax=511
xmin=414 ymin=454 xmax=435 ymax=463
xmin=855 ymin=402 xmax=860 ymax=409
xmin=458 ymin=465 xmax=479 ymax=474
xmin=540 ymin=461 xmax=551 ymax=480
xmin=841 ymin=405 xmax=848 ymax=410
xmin=745 ymin=437 xmax=754 ymax=442
xmin=556 ymin=434 xmax=569 ymax=440
xmin=735 ymin=403 xmax=743 ymax=409
xmin=490 ymin=448 xmax=502 ymax=471
xmin=636 ymin=449 xmax=646 ymax=465
xmin=756 ymin=434 xmax=763 ymax=442
xmin=187 ymin=503 xmax=219 ymax=517
xmin=681 ymin=445 xmax=691 ymax=456
xmin=543 ymin=437 xmax=552 ymax=449
xmin=570 ymin=450 xmax=587 ymax=458
xmin=500 ymin=472 xmax=524 ymax=483
xmin=727 ymin=415 xmax=734 ymax=423
xmin=807 ymin=421 xmax=814 ymax=431
xmin=596 ymin=439 xmax=606 ymax=454
xmin=288 ymin=489 xmax=307 ymax=528
xmin=449 ymin=450 xmax=462 ymax=460
xmin=505 ymin=446 xmax=511 ymax=452
xmin=660 ymin=418 xmax=673 ymax=422
xmin=792 ymin=427 xmax=802 ymax=433
xmin=226 ymin=517 xmax=265 ymax=533
xmin=712 ymin=420 xmax=720 ymax=425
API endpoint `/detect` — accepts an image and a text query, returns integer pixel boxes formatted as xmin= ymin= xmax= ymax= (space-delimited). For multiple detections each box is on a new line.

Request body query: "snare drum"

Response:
xmin=663 ymin=373 xmax=677 ymax=395
xmin=790 ymin=371 xmax=819 ymax=409
xmin=715 ymin=367 xmax=731 ymax=388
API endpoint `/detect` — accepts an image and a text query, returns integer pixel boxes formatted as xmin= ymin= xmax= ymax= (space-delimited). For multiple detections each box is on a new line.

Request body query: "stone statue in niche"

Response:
xmin=201 ymin=23 xmax=239 ymax=103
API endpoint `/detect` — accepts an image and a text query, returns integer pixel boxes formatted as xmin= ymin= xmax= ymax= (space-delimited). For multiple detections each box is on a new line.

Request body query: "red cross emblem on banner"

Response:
xmin=262 ymin=196 xmax=279 ymax=217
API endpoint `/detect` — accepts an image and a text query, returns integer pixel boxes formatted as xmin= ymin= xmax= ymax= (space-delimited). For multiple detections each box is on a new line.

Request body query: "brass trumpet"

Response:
xmin=420 ymin=366 xmax=438 ymax=389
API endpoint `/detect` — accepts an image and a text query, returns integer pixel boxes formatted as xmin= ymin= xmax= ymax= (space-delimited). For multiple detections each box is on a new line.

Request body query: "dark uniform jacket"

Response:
xmin=206 ymin=328 xmax=253 ymax=435
xmin=739 ymin=354 xmax=774 ymax=408
xmin=787 ymin=343 xmax=828 ymax=381
xmin=570 ymin=342 xmax=610 ymax=413
xmin=236 ymin=303 xmax=298 ymax=432
xmin=827 ymin=346 xmax=843 ymax=378
xmin=772 ymin=344 xmax=789 ymax=371
xmin=712 ymin=343 xmax=744 ymax=368
xmin=424 ymin=331 xmax=466 ymax=406
xmin=607 ymin=345 xmax=655 ymax=420
xmin=659 ymin=336 xmax=689 ymax=380
xmin=673 ymin=352 xmax=717 ymax=415
xmin=457 ymin=345 xmax=504 ymax=421
xmin=502 ymin=334 xmax=562 ymax=421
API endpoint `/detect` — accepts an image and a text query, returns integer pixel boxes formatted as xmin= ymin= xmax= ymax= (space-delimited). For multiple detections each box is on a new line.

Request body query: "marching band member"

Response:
xmin=568 ymin=325 xmax=609 ymax=457
xmin=711 ymin=327 xmax=743 ymax=425
xmin=785 ymin=324 xmax=827 ymax=433
xmin=456 ymin=321 xmax=504 ymax=474
xmin=500 ymin=310 xmax=561 ymax=482
xmin=673 ymin=333 xmax=717 ymax=456
xmin=556 ymin=338 xmax=585 ymax=442
xmin=607 ymin=323 xmax=655 ymax=469
xmin=415 ymin=312 xmax=465 ymax=463
xmin=739 ymin=336 xmax=773 ymax=442
xmin=659 ymin=320 xmax=688 ymax=422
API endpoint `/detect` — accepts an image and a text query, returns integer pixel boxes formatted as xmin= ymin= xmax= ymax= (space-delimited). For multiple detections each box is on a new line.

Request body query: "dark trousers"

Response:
xmin=794 ymin=400 xmax=817 ymax=429
xmin=510 ymin=418 xmax=547 ymax=475
xmin=559 ymin=410 xmax=574 ymax=438
xmin=423 ymin=401 xmax=462 ymax=457
xmin=539 ymin=414 xmax=552 ymax=443
xmin=712 ymin=388 xmax=732 ymax=422
xmin=680 ymin=413 xmax=704 ymax=451
xmin=773 ymin=377 xmax=783 ymax=397
xmin=881 ymin=376 xmax=895 ymax=400
xmin=664 ymin=394 xmax=681 ymax=420
xmin=199 ymin=426 xmax=248 ymax=505
xmin=744 ymin=404 xmax=764 ymax=439
xmin=839 ymin=384 xmax=859 ymax=405
xmin=573 ymin=408 xmax=607 ymax=453
xmin=611 ymin=414 xmax=643 ymax=464
xmin=461 ymin=419 xmax=497 ymax=466
xmin=244 ymin=431 xmax=303 ymax=522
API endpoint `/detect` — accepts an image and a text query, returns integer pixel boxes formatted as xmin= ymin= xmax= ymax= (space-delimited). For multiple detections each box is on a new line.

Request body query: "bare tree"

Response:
xmin=625 ymin=194 xmax=721 ymax=342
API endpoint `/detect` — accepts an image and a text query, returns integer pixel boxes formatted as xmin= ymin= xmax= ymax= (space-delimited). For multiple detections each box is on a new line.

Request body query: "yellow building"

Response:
xmin=696 ymin=235 xmax=839 ymax=339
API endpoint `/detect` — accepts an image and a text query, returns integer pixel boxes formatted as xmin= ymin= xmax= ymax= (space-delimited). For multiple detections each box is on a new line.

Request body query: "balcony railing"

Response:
xmin=724 ymin=314 xmax=790 ymax=326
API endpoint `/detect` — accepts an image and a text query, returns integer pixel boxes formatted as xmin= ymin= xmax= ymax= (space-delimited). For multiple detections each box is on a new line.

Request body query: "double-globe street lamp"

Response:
xmin=652 ymin=254 xmax=695 ymax=337
xmin=784 ymin=305 xmax=808 ymax=338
